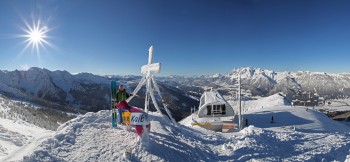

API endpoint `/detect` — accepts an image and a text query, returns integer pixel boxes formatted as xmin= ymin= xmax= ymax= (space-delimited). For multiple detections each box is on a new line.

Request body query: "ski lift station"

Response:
xmin=192 ymin=89 xmax=238 ymax=132
xmin=197 ymin=91 xmax=235 ymax=118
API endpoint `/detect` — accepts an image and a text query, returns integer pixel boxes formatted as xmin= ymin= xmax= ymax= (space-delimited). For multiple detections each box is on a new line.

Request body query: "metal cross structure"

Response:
xmin=127 ymin=46 xmax=177 ymax=125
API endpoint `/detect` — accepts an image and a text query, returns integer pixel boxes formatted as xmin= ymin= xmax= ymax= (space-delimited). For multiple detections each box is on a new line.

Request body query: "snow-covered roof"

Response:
xmin=200 ymin=91 xmax=226 ymax=106
xmin=198 ymin=90 xmax=235 ymax=118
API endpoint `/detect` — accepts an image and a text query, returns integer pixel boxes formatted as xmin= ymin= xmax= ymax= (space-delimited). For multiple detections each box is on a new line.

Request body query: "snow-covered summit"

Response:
xmin=209 ymin=73 xmax=223 ymax=78
xmin=229 ymin=67 xmax=276 ymax=80
xmin=23 ymin=94 xmax=350 ymax=161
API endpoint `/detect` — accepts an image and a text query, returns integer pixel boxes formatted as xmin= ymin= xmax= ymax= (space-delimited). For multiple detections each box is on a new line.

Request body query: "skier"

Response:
xmin=116 ymin=84 xmax=132 ymax=103
xmin=114 ymin=85 xmax=131 ymax=126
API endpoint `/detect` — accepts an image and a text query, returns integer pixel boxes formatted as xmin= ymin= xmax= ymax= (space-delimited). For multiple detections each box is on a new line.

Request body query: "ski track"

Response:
xmin=0 ymin=118 xmax=54 ymax=162
xmin=2 ymin=132 xmax=52 ymax=162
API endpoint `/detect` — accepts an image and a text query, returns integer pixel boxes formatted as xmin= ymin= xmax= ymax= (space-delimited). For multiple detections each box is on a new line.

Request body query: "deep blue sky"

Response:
xmin=1 ymin=0 xmax=350 ymax=76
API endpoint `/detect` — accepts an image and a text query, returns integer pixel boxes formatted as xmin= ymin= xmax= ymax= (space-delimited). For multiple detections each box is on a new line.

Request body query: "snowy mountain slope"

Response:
xmin=0 ymin=95 xmax=76 ymax=131
xmin=24 ymin=94 xmax=350 ymax=161
xmin=0 ymin=94 xmax=82 ymax=161
xmin=0 ymin=68 xmax=111 ymax=112
xmin=165 ymin=67 xmax=350 ymax=104
xmin=228 ymin=93 xmax=349 ymax=133
xmin=230 ymin=93 xmax=290 ymax=113
xmin=2 ymin=67 xmax=350 ymax=121
xmin=0 ymin=116 xmax=54 ymax=161
xmin=0 ymin=82 xmax=28 ymax=99
xmin=0 ymin=68 xmax=67 ymax=101
xmin=244 ymin=106 xmax=350 ymax=133
xmin=0 ymin=68 xmax=199 ymax=119
xmin=230 ymin=67 xmax=350 ymax=100
xmin=317 ymin=98 xmax=350 ymax=112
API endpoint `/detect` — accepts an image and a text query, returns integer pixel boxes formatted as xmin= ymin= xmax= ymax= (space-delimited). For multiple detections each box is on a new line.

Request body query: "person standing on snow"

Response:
xmin=116 ymin=84 xmax=132 ymax=103
xmin=116 ymin=85 xmax=132 ymax=126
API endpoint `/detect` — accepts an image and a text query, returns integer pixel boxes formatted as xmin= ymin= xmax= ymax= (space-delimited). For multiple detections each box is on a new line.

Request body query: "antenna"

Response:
xmin=127 ymin=46 xmax=177 ymax=125
xmin=239 ymin=70 xmax=242 ymax=130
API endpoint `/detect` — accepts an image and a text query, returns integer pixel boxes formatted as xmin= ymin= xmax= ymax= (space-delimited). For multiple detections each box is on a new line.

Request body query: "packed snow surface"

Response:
xmin=317 ymin=98 xmax=350 ymax=112
xmin=22 ymin=93 xmax=350 ymax=161
xmin=0 ymin=118 xmax=54 ymax=161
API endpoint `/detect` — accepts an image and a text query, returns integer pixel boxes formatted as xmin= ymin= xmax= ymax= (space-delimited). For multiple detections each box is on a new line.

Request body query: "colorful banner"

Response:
xmin=129 ymin=112 xmax=150 ymax=126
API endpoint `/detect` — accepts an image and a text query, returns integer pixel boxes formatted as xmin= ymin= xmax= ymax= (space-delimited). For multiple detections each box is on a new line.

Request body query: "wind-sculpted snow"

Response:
xmin=0 ymin=125 xmax=28 ymax=147
xmin=24 ymin=111 xmax=230 ymax=161
xmin=221 ymin=126 xmax=350 ymax=161
xmin=25 ymin=103 xmax=350 ymax=161
xmin=0 ymin=117 xmax=53 ymax=161
xmin=0 ymin=124 xmax=29 ymax=158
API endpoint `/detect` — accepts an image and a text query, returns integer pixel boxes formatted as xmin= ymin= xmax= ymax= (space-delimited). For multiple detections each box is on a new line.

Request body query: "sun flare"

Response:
xmin=29 ymin=29 xmax=44 ymax=43
xmin=20 ymin=18 xmax=52 ymax=54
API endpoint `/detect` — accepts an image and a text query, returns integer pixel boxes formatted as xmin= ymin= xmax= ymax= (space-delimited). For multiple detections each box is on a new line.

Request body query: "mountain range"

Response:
xmin=0 ymin=67 xmax=350 ymax=122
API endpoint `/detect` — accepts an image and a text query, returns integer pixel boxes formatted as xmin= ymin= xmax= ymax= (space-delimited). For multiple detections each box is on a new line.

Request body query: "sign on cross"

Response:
xmin=141 ymin=46 xmax=161 ymax=74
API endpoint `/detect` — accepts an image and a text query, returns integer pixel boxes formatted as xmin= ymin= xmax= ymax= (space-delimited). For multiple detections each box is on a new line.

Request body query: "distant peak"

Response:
xmin=27 ymin=67 xmax=42 ymax=71
xmin=210 ymin=73 xmax=222 ymax=78
xmin=230 ymin=67 xmax=275 ymax=76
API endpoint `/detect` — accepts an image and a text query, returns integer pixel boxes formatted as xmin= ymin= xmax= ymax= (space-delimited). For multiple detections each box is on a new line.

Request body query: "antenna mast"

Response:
xmin=239 ymin=71 xmax=242 ymax=130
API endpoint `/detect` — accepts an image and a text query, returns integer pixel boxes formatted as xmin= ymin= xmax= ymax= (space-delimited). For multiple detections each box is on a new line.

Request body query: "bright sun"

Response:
xmin=29 ymin=29 xmax=44 ymax=43
xmin=21 ymin=19 xmax=52 ymax=54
